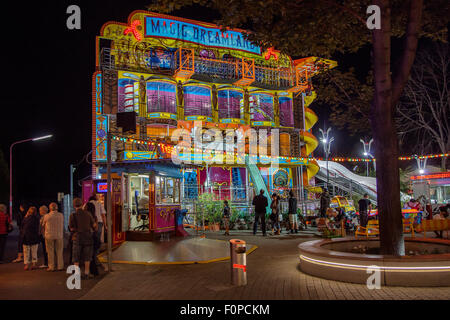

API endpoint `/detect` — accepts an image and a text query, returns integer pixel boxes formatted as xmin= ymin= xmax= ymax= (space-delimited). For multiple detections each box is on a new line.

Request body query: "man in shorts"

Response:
xmin=69 ymin=198 xmax=97 ymax=279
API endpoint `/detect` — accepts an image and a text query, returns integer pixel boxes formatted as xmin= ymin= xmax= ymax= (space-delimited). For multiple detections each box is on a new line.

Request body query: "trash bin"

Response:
xmin=230 ymin=239 xmax=247 ymax=286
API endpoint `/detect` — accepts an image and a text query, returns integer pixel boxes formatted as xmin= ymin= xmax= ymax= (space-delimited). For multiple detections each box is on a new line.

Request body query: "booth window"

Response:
xmin=183 ymin=85 xmax=212 ymax=117
xmin=156 ymin=176 xmax=180 ymax=204
xmin=250 ymin=93 xmax=274 ymax=122
xmin=218 ymin=90 xmax=243 ymax=119
xmin=147 ymin=81 xmax=177 ymax=114
xmin=279 ymin=96 xmax=294 ymax=127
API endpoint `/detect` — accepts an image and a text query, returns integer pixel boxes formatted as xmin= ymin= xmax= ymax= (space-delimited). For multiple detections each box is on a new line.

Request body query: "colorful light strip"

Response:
xmin=111 ymin=134 xmax=448 ymax=163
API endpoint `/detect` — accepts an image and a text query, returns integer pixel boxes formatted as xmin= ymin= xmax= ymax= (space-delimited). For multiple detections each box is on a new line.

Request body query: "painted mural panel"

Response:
xmin=147 ymin=81 xmax=176 ymax=114
xmin=183 ymin=85 xmax=212 ymax=116
xmin=218 ymin=89 xmax=243 ymax=119
xmin=279 ymin=96 xmax=294 ymax=127
xmin=250 ymin=93 xmax=273 ymax=122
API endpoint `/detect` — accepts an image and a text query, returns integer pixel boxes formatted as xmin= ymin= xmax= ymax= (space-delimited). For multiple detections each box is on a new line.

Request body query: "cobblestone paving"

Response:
xmin=81 ymin=230 xmax=450 ymax=300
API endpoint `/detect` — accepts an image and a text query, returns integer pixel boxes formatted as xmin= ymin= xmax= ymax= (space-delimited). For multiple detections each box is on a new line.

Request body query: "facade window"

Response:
xmin=146 ymin=81 xmax=177 ymax=114
xmin=183 ymin=85 xmax=212 ymax=117
xmin=218 ymin=90 xmax=243 ymax=119
xmin=250 ymin=93 xmax=274 ymax=122
xmin=156 ymin=176 xmax=180 ymax=204
xmin=279 ymin=96 xmax=294 ymax=127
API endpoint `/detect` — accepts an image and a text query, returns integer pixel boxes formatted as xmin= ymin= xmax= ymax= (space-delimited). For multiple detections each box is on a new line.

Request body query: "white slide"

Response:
xmin=316 ymin=160 xmax=378 ymax=199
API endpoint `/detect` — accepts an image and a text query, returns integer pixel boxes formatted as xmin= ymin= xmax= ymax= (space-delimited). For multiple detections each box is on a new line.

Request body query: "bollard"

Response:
xmin=230 ymin=239 xmax=247 ymax=286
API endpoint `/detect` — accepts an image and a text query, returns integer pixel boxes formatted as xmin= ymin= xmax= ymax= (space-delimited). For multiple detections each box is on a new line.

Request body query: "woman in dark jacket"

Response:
xmin=21 ymin=207 xmax=40 ymax=270
xmin=84 ymin=202 xmax=99 ymax=276
xmin=12 ymin=204 xmax=27 ymax=263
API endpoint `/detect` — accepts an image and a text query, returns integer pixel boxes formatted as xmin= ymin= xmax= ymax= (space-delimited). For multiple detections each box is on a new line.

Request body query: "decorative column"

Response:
xmin=212 ymin=84 xmax=218 ymax=123
xmin=274 ymin=92 xmax=280 ymax=127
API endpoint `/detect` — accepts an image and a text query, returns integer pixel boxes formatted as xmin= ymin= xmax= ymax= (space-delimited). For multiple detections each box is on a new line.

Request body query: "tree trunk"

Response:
xmin=371 ymin=0 xmax=405 ymax=256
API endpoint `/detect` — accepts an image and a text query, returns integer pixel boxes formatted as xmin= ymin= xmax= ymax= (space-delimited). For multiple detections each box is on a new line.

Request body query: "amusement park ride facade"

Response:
xmin=86 ymin=10 xmax=336 ymax=243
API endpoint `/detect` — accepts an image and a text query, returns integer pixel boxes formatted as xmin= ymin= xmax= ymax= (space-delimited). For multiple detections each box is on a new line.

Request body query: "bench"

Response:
xmin=420 ymin=219 xmax=450 ymax=239
xmin=355 ymin=220 xmax=379 ymax=238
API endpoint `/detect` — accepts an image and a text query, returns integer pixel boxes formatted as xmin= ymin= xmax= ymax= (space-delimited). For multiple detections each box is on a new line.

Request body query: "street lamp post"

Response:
xmin=9 ymin=135 xmax=52 ymax=219
xmin=319 ymin=127 xmax=334 ymax=188
xmin=360 ymin=138 xmax=374 ymax=177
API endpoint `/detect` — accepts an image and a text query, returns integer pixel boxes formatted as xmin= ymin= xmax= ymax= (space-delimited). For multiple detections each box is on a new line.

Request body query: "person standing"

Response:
xmin=69 ymin=198 xmax=97 ymax=279
xmin=288 ymin=190 xmax=299 ymax=233
xmin=358 ymin=194 xmax=372 ymax=228
xmin=42 ymin=203 xmax=64 ymax=271
xmin=222 ymin=200 xmax=230 ymax=236
xmin=270 ymin=194 xmax=281 ymax=236
xmin=0 ymin=204 xmax=12 ymax=264
xmin=252 ymin=189 xmax=268 ymax=236
xmin=21 ymin=207 xmax=40 ymax=270
xmin=84 ymin=202 xmax=99 ymax=276
xmin=89 ymin=195 xmax=106 ymax=247
xmin=12 ymin=204 xmax=27 ymax=263
xmin=38 ymin=205 xmax=49 ymax=268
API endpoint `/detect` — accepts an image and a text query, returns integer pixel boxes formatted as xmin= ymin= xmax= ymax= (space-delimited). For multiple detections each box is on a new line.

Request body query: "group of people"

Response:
xmin=0 ymin=195 xmax=106 ymax=279
xmin=245 ymin=189 xmax=305 ymax=236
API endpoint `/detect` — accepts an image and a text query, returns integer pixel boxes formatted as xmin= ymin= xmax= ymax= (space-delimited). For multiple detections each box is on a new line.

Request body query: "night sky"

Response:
xmin=0 ymin=0 xmax=372 ymax=207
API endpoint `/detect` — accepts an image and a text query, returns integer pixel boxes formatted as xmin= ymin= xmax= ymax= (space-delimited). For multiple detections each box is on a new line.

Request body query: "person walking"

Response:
xmin=69 ymin=198 xmax=97 ymax=279
xmin=319 ymin=189 xmax=331 ymax=218
xmin=84 ymin=201 xmax=99 ymax=276
xmin=0 ymin=204 xmax=13 ymax=264
xmin=89 ymin=195 xmax=106 ymax=246
xmin=12 ymin=204 xmax=27 ymax=263
xmin=358 ymin=194 xmax=372 ymax=228
xmin=288 ymin=190 xmax=299 ymax=233
xmin=252 ymin=189 xmax=268 ymax=236
xmin=42 ymin=203 xmax=64 ymax=271
xmin=270 ymin=194 xmax=281 ymax=235
xmin=21 ymin=207 xmax=40 ymax=270
xmin=38 ymin=205 xmax=49 ymax=268
xmin=222 ymin=200 xmax=230 ymax=236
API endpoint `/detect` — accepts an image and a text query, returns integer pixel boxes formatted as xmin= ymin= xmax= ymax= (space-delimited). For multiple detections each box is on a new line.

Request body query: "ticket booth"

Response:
xmin=82 ymin=178 xmax=125 ymax=244
xmin=109 ymin=163 xmax=182 ymax=241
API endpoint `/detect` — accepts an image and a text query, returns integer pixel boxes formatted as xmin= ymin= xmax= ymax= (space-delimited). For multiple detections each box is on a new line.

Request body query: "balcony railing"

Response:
xmin=100 ymin=47 xmax=311 ymax=91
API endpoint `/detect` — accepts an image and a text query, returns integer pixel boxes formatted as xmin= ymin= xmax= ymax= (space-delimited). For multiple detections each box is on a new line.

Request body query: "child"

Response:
xmin=223 ymin=200 xmax=230 ymax=236
xmin=21 ymin=207 xmax=40 ymax=270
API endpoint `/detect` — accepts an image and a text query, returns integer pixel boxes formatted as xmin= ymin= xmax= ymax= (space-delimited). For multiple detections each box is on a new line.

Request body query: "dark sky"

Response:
xmin=0 ymin=0 xmax=375 ymax=207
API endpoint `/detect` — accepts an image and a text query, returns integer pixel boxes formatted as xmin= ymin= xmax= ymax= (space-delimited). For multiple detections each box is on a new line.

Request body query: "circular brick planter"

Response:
xmin=298 ymin=237 xmax=450 ymax=287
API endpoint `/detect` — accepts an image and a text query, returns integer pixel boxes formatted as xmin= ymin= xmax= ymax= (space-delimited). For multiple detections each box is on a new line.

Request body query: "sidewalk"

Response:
xmin=0 ymin=225 xmax=106 ymax=300
xmin=80 ymin=229 xmax=450 ymax=300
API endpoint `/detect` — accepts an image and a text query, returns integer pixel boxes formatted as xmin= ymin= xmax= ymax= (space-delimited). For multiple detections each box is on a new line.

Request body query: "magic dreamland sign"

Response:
xmin=145 ymin=17 xmax=262 ymax=55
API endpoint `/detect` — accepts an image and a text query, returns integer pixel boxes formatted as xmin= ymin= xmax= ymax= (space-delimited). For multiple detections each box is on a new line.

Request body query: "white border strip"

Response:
xmin=300 ymin=255 xmax=450 ymax=272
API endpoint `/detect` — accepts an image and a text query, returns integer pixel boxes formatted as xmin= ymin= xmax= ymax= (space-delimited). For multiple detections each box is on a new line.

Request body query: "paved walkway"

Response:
xmin=81 ymin=230 xmax=450 ymax=300
xmin=0 ymin=224 xmax=106 ymax=300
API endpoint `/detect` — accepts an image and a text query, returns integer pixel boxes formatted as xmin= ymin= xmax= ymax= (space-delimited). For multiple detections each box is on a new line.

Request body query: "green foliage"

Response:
xmin=230 ymin=206 xmax=240 ymax=223
xmin=195 ymin=193 xmax=224 ymax=223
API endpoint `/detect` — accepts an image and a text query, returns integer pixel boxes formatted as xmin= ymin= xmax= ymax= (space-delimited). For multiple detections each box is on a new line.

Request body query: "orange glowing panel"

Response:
xmin=124 ymin=20 xmax=143 ymax=41
xmin=411 ymin=172 xmax=450 ymax=180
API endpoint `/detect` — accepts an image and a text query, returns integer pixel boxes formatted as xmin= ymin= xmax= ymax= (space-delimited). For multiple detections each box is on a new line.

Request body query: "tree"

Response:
xmin=149 ymin=0 xmax=448 ymax=255
xmin=314 ymin=69 xmax=372 ymax=136
xmin=396 ymin=43 xmax=449 ymax=170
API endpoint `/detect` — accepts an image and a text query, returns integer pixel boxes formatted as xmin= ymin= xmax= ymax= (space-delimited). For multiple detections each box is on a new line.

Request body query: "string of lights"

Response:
xmin=110 ymin=134 xmax=448 ymax=163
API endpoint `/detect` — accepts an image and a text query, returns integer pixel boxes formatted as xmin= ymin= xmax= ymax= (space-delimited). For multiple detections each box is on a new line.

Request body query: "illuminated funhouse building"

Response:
xmin=87 ymin=10 xmax=336 ymax=242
